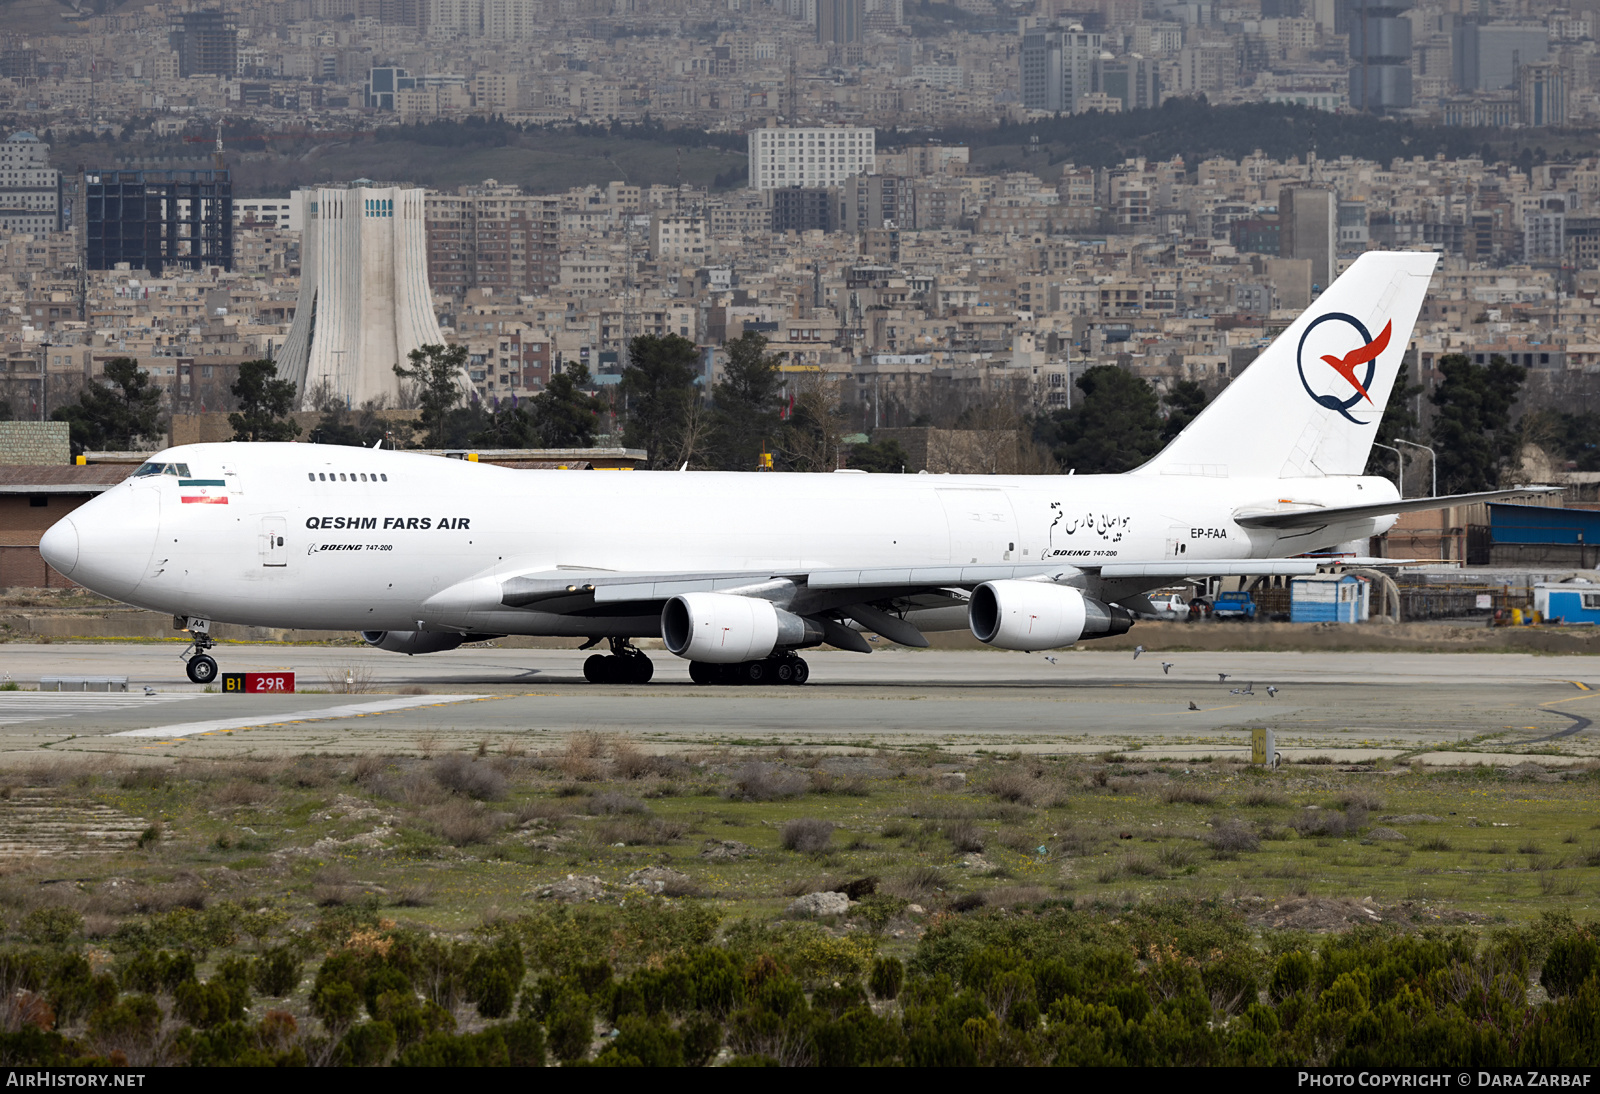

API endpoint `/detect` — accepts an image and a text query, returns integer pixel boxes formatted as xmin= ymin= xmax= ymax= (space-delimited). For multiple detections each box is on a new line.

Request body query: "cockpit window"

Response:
xmin=132 ymin=462 xmax=192 ymax=478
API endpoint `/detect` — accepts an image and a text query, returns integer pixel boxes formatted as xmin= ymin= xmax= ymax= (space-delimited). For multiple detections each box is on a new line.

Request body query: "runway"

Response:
xmin=0 ymin=643 xmax=1595 ymax=765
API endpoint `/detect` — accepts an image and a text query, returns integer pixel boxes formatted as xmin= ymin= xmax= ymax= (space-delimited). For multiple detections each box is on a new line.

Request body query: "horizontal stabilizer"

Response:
xmin=1234 ymin=487 xmax=1561 ymax=531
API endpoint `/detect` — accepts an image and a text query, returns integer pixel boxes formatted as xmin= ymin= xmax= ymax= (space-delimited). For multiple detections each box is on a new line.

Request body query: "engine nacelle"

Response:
xmin=968 ymin=581 xmax=1134 ymax=651
xmin=660 ymin=593 xmax=822 ymax=663
xmin=360 ymin=630 xmax=502 ymax=655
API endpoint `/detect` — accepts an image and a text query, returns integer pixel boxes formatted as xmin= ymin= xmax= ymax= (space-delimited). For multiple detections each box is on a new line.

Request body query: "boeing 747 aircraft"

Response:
xmin=39 ymin=251 xmax=1538 ymax=685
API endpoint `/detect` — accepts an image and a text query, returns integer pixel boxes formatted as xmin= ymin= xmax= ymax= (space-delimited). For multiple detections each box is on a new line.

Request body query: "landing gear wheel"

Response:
xmin=775 ymin=659 xmax=794 ymax=683
xmin=583 ymin=654 xmax=607 ymax=683
xmin=626 ymin=653 xmax=654 ymax=685
xmin=688 ymin=661 xmax=713 ymax=685
xmin=790 ymin=658 xmax=810 ymax=686
xmin=186 ymin=655 xmax=218 ymax=685
xmin=741 ymin=660 xmax=767 ymax=685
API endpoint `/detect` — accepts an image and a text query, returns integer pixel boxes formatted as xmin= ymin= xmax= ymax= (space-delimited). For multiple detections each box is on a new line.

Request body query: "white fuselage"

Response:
xmin=43 ymin=442 xmax=1398 ymax=637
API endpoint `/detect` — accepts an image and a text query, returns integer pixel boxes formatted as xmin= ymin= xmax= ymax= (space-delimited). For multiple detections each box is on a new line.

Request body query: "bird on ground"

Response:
xmin=1217 ymin=673 xmax=1230 ymax=683
xmin=1161 ymin=662 xmax=1174 ymax=674
xmin=1188 ymin=701 xmax=1200 ymax=711
xmin=1133 ymin=645 xmax=1146 ymax=659
xmin=143 ymin=686 xmax=157 ymax=696
xmin=1266 ymin=685 xmax=1279 ymax=698
xmin=1043 ymin=655 xmax=1059 ymax=665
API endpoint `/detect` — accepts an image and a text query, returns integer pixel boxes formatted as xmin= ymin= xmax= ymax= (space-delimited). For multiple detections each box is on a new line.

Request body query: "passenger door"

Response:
xmin=261 ymin=516 xmax=287 ymax=567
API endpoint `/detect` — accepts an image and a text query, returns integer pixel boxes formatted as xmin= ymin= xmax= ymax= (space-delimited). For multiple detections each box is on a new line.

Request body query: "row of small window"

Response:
xmin=309 ymin=472 xmax=388 ymax=482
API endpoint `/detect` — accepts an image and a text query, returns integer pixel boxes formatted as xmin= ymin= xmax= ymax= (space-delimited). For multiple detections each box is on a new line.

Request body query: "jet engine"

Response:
xmin=661 ymin=593 xmax=822 ymax=663
xmin=360 ymin=631 xmax=503 ymax=655
xmin=968 ymin=581 xmax=1134 ymax=651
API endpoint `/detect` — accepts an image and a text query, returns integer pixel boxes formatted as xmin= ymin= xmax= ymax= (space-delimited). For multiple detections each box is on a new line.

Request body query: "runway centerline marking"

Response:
xmin=111 ymin=695 xmax=493 ymax=738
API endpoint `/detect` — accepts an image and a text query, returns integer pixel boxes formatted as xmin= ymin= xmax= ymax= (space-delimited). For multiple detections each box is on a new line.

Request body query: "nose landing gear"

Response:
xmin=582 ymin=638 xmax=655 ymax=685
xmin=179 ymin=618 xmax=218 ymax=684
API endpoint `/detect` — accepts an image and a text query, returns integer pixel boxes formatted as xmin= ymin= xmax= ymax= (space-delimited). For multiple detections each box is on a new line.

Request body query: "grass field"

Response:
xmin=0 ymin=736 xmax=1595 ymax=1064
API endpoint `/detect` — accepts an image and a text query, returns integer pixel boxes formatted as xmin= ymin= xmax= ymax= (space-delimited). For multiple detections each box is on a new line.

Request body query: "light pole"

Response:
xmin=1395 ymin=438 xmax=1437 ymax=499
xmin=1372 ymin=441 xmax=1402 ymax=497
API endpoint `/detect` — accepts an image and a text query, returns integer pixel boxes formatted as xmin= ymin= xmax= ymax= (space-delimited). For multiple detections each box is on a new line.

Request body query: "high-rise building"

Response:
xmin=0 ymin=132 xmax=60 ymax=234
xmin=817 ymin=0 xmax=864 ymax=43
xmin=772 ymin=187 xmax=839 ymax=233
xmin=1451 ymin=20 xmax=1548 ymax=92
xmin=1346 ymin=0 xmax=1413 ymax=112
xmin=1021 ymin=26 xmax=1103 ymax=113
xmin=1519 ymin=60 xmax=1565 ymax=126
xmin=171 ymin=11 xmax=237 ymax=78
xmin=366 ymin=66 xmax=415 ymax=109
xmin=83 ymin=169 xmax=232 ymax=275
xmin=748 ymin=127 xmax=875 ymax=190
xmin=1280 ymin=187 xmax=1337 ymax=293
xmin=277 ymin=186 xmax=447 ymax=409
xmin=424 ymin=184 xmax=560 ymax=296
xmin=1100 ymin=55 xmax=1161 ymax=111
xmin=844 ymin=174 xmax=914 ymax=232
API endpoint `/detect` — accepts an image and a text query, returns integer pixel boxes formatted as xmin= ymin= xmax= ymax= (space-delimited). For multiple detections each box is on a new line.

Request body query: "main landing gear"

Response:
xmin=689 ymin=654 xmax=810 ymax=686
xmin=180 ymin=618 xmax=219 ymax=684
xmin=582 ymin=639 xmax=655 ymax=685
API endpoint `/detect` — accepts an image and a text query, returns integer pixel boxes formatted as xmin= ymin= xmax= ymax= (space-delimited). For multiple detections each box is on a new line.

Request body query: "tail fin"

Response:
xmin=1136 ymin=250 xmax=1438 ymax=480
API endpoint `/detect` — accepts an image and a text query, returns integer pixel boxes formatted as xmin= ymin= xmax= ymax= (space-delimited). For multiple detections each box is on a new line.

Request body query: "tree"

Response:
xmin=1161 ymin=379 xmax=1209 ymax=443
xmin=776 ymin=372 xmax=848 ymax=472
xmin=394 ymin=343 xmax=469 ymax=449
xmin=850 ymin=438 xmax=911 ymax=473
xmin=51 ymin=357 xmax=164 ymax=454
xmin=531 ymin=363 xmax=607 ymax=447
xmin=1034 ymin=365 xmax=1163 ymax=474
xmin=620 ymin=334 xmax=701 ymax=468
xmin=708 ymin=333 xmax=784 ymax=471
xmin=228 ymin=359 xmax=301 ymax=442
xmin=1429 ymin=352 xmax=1526 ymax=493
xmin=1364 ymin=367 xmax=1424 ymax=485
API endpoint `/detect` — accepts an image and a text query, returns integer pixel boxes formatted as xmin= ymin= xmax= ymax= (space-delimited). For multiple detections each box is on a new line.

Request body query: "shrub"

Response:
xmin=987 ymin=770 xmax=1038 ymax=804
xmin=173 ymin=978 xmax=248 ymax=1029
xmin=338 ymin=1020 xmax=398 ymax=1066
xmin=1541 ymin=933 xmax=1600 ymax=998
xmin=21 ymin=908 xmax=82 ymax=946
xmin=780 ymin=818 xmax=834 ymax=854
xmin=729 ymin=763 xmax=807 ymax=802
xmin=1291 ymin=808 xmax=1347 ymax=838
xmin=251 ymin=947 xmax=301 ymax=997
xmin=545 ymin=991 xmax=594 ymax=1062
xmin=1270 ymin=950 xmax=1314 ymax=1001
xmin=430 ymin=753 xmax=507 ymax=800
xmin=945 ymin=821 xmax=984 ymax=853
xmin=1207 ymin=819 xmax=1262 ymax=854
xmin=869 ymin=957 xmax=905 ymax=1000
xmin=589 ymin=792 xmax=648 ymax=815
xmin=120 ymin=950 xmax=196 ymax=995
xmin=595 ymin=1014 xmax=684 ymax=1067
xmin=1161 ymin=784 xmax=1216 ymax=805
xmin=1242 ymin=790 xmax=1288 ymax=808
xmin=425 ymin=799 xmax=509 ymax=846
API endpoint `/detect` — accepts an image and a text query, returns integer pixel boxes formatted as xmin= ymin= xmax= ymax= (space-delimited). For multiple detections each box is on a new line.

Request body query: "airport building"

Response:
xmin=276 ymin=184 xmax=448 ymax=410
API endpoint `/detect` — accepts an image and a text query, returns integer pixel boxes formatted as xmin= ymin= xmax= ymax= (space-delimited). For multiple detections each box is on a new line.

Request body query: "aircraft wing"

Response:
xmin=495 ymin=558 xmax=1325 ymax=614
xmin=1233 ymin=487 xmax=1561 ymax=531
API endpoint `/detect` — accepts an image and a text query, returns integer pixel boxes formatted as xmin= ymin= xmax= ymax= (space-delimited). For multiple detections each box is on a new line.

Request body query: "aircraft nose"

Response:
xmin=40 ymin=518 xmax=79 ymax=577
xmin=55 ymin=485 xmax=162 ymax=599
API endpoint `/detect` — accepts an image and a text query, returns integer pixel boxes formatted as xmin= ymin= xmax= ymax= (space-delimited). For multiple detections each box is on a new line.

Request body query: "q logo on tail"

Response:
xmin=1296 ymin=313 xmax=1392 ymax=425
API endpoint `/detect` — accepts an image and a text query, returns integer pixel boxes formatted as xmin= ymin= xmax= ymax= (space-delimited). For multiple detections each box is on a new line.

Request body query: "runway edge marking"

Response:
xmin=110 ymin=695 xmax=494 ymax=738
